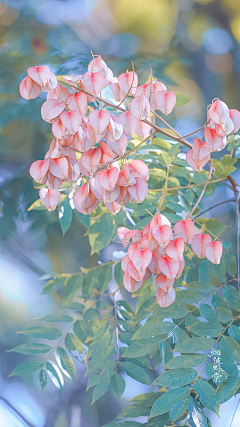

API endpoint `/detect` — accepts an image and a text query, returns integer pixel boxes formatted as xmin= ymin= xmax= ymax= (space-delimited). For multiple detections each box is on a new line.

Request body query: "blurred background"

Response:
xmin=1 ymin=0 xmax=240 ymax=426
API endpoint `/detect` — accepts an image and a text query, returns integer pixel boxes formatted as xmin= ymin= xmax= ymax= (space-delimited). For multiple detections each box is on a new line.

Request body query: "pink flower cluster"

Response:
xmin=19 ymin=56 xmax=177 ymax=213
xmin=117 ymin=213 xmax=223 ymax=307
xmin=186 ymin=99 xmax=240 ymax=170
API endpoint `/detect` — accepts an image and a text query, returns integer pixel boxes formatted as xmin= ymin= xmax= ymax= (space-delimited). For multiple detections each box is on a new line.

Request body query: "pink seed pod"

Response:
xmin=191 ymin=234 xmax=212 ymax=258
xmin=156 ymin=287 xmax=176 ymax=307
xmin=174 ymin=219 xmax=195 ymax=245
xmin=205 ymin=241 xmax=223 ymax=264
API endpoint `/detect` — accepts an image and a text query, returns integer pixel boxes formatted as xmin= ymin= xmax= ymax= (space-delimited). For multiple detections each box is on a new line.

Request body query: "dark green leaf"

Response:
xmin=103 ymin=422 xmax=142 ymax=427
xmin=115 ymin=262 xmax=124 ymax=286
xmin=194 ymin=379 xmax=217 ymax=413
xmin=164 ymin=354 xmax=207 ymax=369
xmin=219 ymin=336 xmax=240 ymax=364
xmin=228 ymin=325 xmax=240 ymax=344
xmin=170 ymin=400 xmax=188 ymax=422
xmin=150 ymin=387 xmax=189 ymax=417
xmin=131 ymin=321 xmax=174 ymax=340
xmin=111 ymin=373 xmax=126 ymax=398
xmin=223 ymin=285 xmax=240 ymax=311
xmin=199 ymin=305 xmax=220 ymax=324
xmin=98 ymin=264 xmax=112 ymax=292
xmin=18 ymin=326 xmax=62 ymax=340
xmin=39 ymin=369 xmax=47 ymax=391
xmin=92 ymin=377 xmax=111 ymax=404
xmin=188 ymin=396 xmax=208 ymax=427
xmin=10 ymin=360 xmax=43 ymax=376
xmin=174 ymin=337 xmax=215 ymax=353
xmin=116 ymin=405 xmax=150 ymax=419
xmin=58 ymin=200 xmax=72 ymax=235
xmin=119 ymin=362 xmax=150 ymax=385
xmin=175 ymin=289 xmax=203 ymax=304
xmin=216 ymin=375 xmax=240 ymax=404
xmin=41 ymin=277 xmax=66 ymax=295
xmin=9 ymin=342 xmax=51 ymax=355
xmin=122 ymin=337 xmax=162 ymax=358
xmin=224 ymin=253 xmax=237 ymax=277
xmin=205 ymin=363 xmax=228 ymax=386
xmin=159 ymin=340 xmax=172 ymax=366
xmin=188 ymin=322 xmax=223 ymax=338
xmin=153 ymin=368 xmax=197 ymax=387
xmin=187 ymin=281 xmax=215 ymax=293
xmin=74 ymin=210 xmax=90 ymax=228
xmin=117 ymin=300 xmax=135 ymax=314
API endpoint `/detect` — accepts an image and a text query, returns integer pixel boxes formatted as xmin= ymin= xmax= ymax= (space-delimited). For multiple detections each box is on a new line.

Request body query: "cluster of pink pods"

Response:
xmin=117 ymin=213 xmax=223 ymax=307
xmin=19 ymin=55 xmax=177 ymax=213
xmin=186 ymin=99 xmax=240 ymax=170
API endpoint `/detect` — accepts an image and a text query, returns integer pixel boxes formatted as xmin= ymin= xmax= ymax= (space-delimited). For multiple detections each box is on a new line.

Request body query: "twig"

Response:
xmin=230 ymin=398 xmax=240 ymax=427
xmin=117 ymin=62 xmax=135 ymax=108
xmin=179 ymin=122 xmax=209 ymax=139
xmin=185 ymin=161 xmax=213 ymax=219
xmin=194 ymin=198 xmax=235 ymax=220
xmin=236 ymin=191 xmax=240 ymax=295
xmin=149 ymin=177 xmax=227 ymax=192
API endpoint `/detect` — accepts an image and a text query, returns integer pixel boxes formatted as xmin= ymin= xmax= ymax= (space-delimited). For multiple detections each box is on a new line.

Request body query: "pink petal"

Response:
xmin=89 ymin=110 xmax=110 ymax=134
xmin=128 ymin=177 xmax=148 ymax=203
xmin=156 ymin=91 xmax=176 ymax=115
xmin=121 ymin=255 xmax=130 ymax=271
xmin=140 ymin=231 xmax=159 ymax=250
xmin=128 ymin=160 xmax=149 ymax=181
xmin=88 ymin=55 xmax=108 ymax=77
xmin=123 ymin=269 xmax=143 ymax=293
xmin=119 ymin=111 xmax=138 ymax=135
xmin=60 ymin=111 xmax=82 ymax=133
xmin=30 ymin=159 xmax=50 ymax=182
xmin=117 ymin=227 xmax=138 ymax=245
xmin=118 ymin=71 xmax=138 ymax=95
xmin=19 ymin=76 xmax=41 ymax=100
xmin=148 ymin=250 xmax=161 ymax=275
xmin=39 ymin=188 xmax=61 ymax=211
xmin=81 ymin=148 xmax=102 ymax=171
xmin=47 ymin=85 xmax=70 ymax=103
xmin=41 ymin=99 xmax=65 ymax=123
xmin=104 ymin=201 xmax=122 ymax=213
xmin=156 ymin=274 xmax=175 ymax=292
xmin=151 ymin=225 xmax=172 ymax=247
xmin=229 ymin=109 xmax=240 ymax=133
xmin=158 ymin=256 xmax=180 ymax=279
xmin=73 ymin=127 xmax=94 ymax=152
xmin=103 ymin=186 xmax=121 ymax=203
xmin=165 ymin=238 xmax=185 ymax=262
xmin=205 ymin=241 xmax=223 ymax=264
xmin=174 ymin=219 xmax=194 ymax=244
xmin=105 ymin=115 xmax=123 ymax=141
xmin=204 ymin=128 xmax=226 ymax=152
xmin=132 ymin=230 xmax=143 ymax=243
xmin=135 ymin=119 xmax=151 ymax=138
xmin=130 ymin=94 xmax=150 ymax=120
xmin=156 ymin=287 xmax=176 ymax=307
xmin=83 ymin=72 xmax=105 ymax=94
xmin=191 ymin=234 xmax=212 ymax=258
xmin=128 ymin=243 xmax=140 ymax=261
xmin=52 ymin=118 xmax=66 ymax=139
xmin=97 ymin=167 xmax=119 ymax=191
xmin=111 ymin=78 xmax=126 ymax=102
xmin=68 ymin=92 xmax=88 ymax=116
xmin=192 ymin=137 xmax=210 ymax=161
xmin=27 ymin=65 xmax=50 ymax=86
xmin=49 ymin=157 xmax=69 ymax=179
xmin=106 ymin=132 xmax=128 ymax=155
xmin=132 ymin=248 xmax=152 ymax=271
xmin=186 ymin=149 xmax=210 ymax=171
xmin=208 ymin=99 xmax=229 ymax=125
xmin=99 ymin=140 xmax=114 ymax=164
xmin=117 ymin=164 xmax=136 ymax=187
xmin=127 ymin=261 xmax=146 ymax=281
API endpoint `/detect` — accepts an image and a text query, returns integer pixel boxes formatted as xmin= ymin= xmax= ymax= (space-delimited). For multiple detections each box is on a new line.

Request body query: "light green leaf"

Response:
xmin=175 ymin=92 xmax=192 ymax=108
xmin=10 ymin=360 xmax=43 ymax=377
xmin=117 ymin=300 xmax=135 ymax=314
xmin=18 ymin=326 xmax=62 ymax=340
xmin=188 ymin=322 xmax=223 ymax=337
xmin=8 ymin=342 xmax=51 ymax=355
xmin=114 ymin=262 xmax=124 ymax=286
xmin=199 ymin=304 xmax=220 ymax=324
xmin=98 ymin=264 xmax=112 ymax=292
xmin=197 ymin=218 xmax=227 ymax=238
xmin=219 ymin=336 xmax=240 ymax=364
xmin=41 ymin=277 xmax=66 ymax=295
xmin=187 ymin=281 xmax=215 ymax=293
xmin=150 ymin=387 xmax=189 ymax=417
xmin=174 ymin=337 xmax=215 ymax=353
xmin=65 ymin=332 xmax=85 ymax=362
xmin=194 ymin=379 xmax=218 ymax=414
xmin=46 ymin=361 xmax=64 ymax=390
xmin=37 ymin=315 xmax=73 ymax=322
xmin=224 ymin=253 xmax=237 ymax=278
xmin=39 ymin=369 xmax=47 ymax=391
xmin=170 ymin=400 xmax=188 ymax=422
xmin=58 ymin=200 xmax=72 ymax=235
xmin=103 ymin=421 xmax=142 ymax=427
xmin=159 ymin=340 xmax=172 ymax=366
xmin=28 ymin=198 xmax=46 ymax=211
xmin=164 ymin=354 xmax=207 ymax=369
xmin=119 ymin=362 xmax=150 ymax=385
xmin=56 ymin=347 xmax=75 ymax=382
xmin=175 ymin=289 xmax=203 ymax=304
xmin=111 ymin=373 xmax=125 ymax=398
xmin=216 ymin=306 xmax=233 ymax=323
xmin=92 ymin=377 xmax=111 ymax=404
xmin=122 ymin=337 xmax=161 ymax=358
xmin=131 ymin=321 xmax=174 ymax=340
xmin=116 ymin=405 xmax=150 ymax=419
xmin=153 ymin=368 xmax=197 ymax=387
xmin=64 ymin=274 xmax=82 ymax=300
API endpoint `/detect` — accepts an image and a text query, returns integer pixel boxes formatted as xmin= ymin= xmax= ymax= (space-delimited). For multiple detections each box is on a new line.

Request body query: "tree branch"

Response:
xmin=194 ymin=198 xmax=235 ymax=219
xmin=236 ymin=191 xmax=240 ymax=295
xmin=186 ymin=161 xmax=213 ymax=219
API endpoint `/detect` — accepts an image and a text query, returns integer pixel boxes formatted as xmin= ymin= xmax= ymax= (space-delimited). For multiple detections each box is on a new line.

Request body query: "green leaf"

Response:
xmin=223 ymin=285 xmax=240 ymax=311
xmin=56 ymin=347 xmax=75 ymax=382
xmin=164 ymin=354 xmax=207 ymax=369
xmin=111 ymin=373 xmax=125 ymax=398
xmin=74 ymin=210 xmax=90 ymax=228
xmin=224 ymin=253 xmax=237 ymax=277
xmin=46 ymin=361 xmax=64 ymax=390
xmin=175 ymin=289 xmax=203 ymax=304
xmin=114 ymin=262 xmax=124 ymax=286
xmin=64 ymin=274 xmax=82 ymax=300
xmin=119 ymin=362 xmax=150 ymax=385
xmin=28 ymin=198 xmax=46 ymax=211
xmin=194 ymin=379 xmax=218 ymax=413
xmin=18 ymin=326 xmax=62 ymax=340
xmin=87 ymin=360 xmax=116 ymax=389
xmin=8 ymin=342 xmax=51 ymax=355
xmin=170 ymin=400 xmax=188 ymax=422
xmin=41 ymin=277 xmax=66 ymax=295
xmin=116 ymin=405 xmax=150 ymax=419
xmin=131 ymin=321 xmax=174 ymax=340
xmin=175 ymin=92 xmax=192 ymax=108
xmin=150 ymin=387 xmax=189 ymax=417
xmin=39 ymin=369 xmax=47 ymax=391
xmin=187 ymin=281 xmax=215 ymax=293
xmin=199 ymin=304 xmax=220 ymax=324
xmin=205 ymin=363 xmax=228 ymax=386
xmin=188 ymin=396 xmax=208 ymax=427
xmin=73 ymin=320 xmax=92 ymax=343
xmin=216 ymin=307 xmax=233 ymax=323
xmin=103 ymin=422 xmax=142 ymax=427
xmin=65 ymin=332 xmax=85 ymax=362
xmin=216 ymin=375 xmax=240 ymax=404
xmin=159 ymin=340 xmax=172 ymax=366
xmin=58 ymin=200 xmax=72 ymax=235
xmin=219 ymin=336 xmax=240 ymax=364
xmin=228 ymin=325 xmax=240 ymax=344
xmin=98 ymin=264 xmax=112 ymax=292
xmin=158 ymin=152 xmax=171 ymax=167
xmin=10 ymin=360 xmax=43 ymax=377
xmin=174 ymin=337 xmax=215 ymax=354
xmin=197 ymin=218 xmax=227 ymax=238
xmin=153 ymin=368 xmax=197 ymax=387
xmin=37 ymin=315 xmax=73 ymax=322
xmin=188 ymin=322 xmax=223 ymax=337
xmin=92 ymin=377 xmax=111 ymax=404
xmin=117 ymin=300 xmax=135 ymax=314
xmin=122 ymin=337 xmax=161 ymax=358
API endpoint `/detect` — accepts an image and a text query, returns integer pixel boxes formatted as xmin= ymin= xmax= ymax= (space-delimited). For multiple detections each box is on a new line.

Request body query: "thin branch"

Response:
xmin=186 ymin=161 xmax=213 ymax=219
xmin=230 ymin=398 xmax=240 ymax=427
xmin=117 ymin=62 xmax=135 ymax=108
xmin=151 ymin=109 xmax=181 ymax=138
xmin=180 ymin=122 xmax=208 ymax=139
xmin=149 ymin=177 xmax=228 ymax=192
xmin=236 ymin=191 xmax=240 ymax=295
xmin=194 ymin=198 xmax=235 ymax=220
xmin=124 ymin=131 xmax=157 ymax=157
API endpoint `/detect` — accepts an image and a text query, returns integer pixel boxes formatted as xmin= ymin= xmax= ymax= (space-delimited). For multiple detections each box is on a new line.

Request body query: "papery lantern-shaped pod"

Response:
xmin=135 ymin=119 xmax=151 ymax=138
xmin=115 ymin=186 xmax=131 ymax=206
xmin=117 ymin=164 xmax=136 ymax=187
xmin=88 ymin=55 xmax=108 ymax=77
xmin=97 ymin=167 xmax=119 ymax=191
xmin=208 ymin=99 xmax=229 ymax=125
xmin=151 ymin=225 xmax=172 ymax=248
xmin=41 ymin=99 xmax=65 ymax=123
xmin=111 ymin=78 xmax=126 ymax=102
xmin=192 ymin=137 xmax=210 ymax=161
xmin=118 ymin=71 xmax=138 ymax=96
xmin=119 ymin=111 xmax=138 ymax=136
xmin=156 ymin=287 xmax=176 ymax=307
xmin=150 ymin=212 xmax=171 ymax=229
xmin=128 ymin=159 xmax=149 ymax=181
xmin=77 ymin=158 xmax=89 ymax=176
xmin=89 ymin=110 xmax=110 ymax=134
xmin=158 ymin=256 xmax=180 ymax=279
xmin=107 ymin=132 xmax=128 ymax=155
xmin=176 ymin=258 xmax=185 ymax=279
xmin=204 ymin=128 xmax=226 ymax=152
xmin=121 ymin=254 xmax=130 ymax=271
xmin=148 ymin=250 xmax=161 ymax=275
xmin=186 ymin=149 xmax=210 ymax=171
xmin=87 ymin=122 xmax=107 ymax=144
xmin=104 ymin=68 xmax=114 ymax=88
xmin=128 ymin=177 xmax=148 ymax=203
xmin=174 ymin=219 xmax=194 ymax=244
xmin=41 ymin=72 xmax=58 ymax=92
xmin=123 ymin=269 xmax=143 ymax=293
xmin=215 ymin=119 xmax=234 ymax=137
xmin=39 ymin=187 xmax=61 ymax=211
xmin=19 ymin=76 xmax=41 ymax=100
xmin=46 ymin=172 xmax=63 ymax=190
xmin=52 ymin=117 xmax=66 ymax=139
xmin=81 ymin=147 xmax=102 ymax=172
xmin=27 ymin=65 xmax=50 ymax=86
xmin=148 ymin=81 xmax=167 ymax=110
xmin=73 ymin=127 xmax=94 ymax=152
xmin=140 ymin=231 xmax=159 ymax=250
xmin=83 ymin=72 xmax=105 ymax=95
xmin=59 ymin=134 xmax=75 ymax=147
xmin=105 ymin=115 xmax=123 ymax=141
xmin=103 ymin=186 xmax=121 ymax=204
xmin=157 ymin=245 xmax=166 ymax=256
xmin=73 ymin=183 xmax=97 ymax=212
xmin=67 ymin=92 xmax=88 ymax=117
xmin=128 ymin=243 xmax=140 ymax=261
xmin=143 ymin=223 xmax=150 ymax=235
xmin=143 ymin=268 xmax=152 ymax=281
xmin=191 ymin=234 xmax=212 ymax=258
xmin=205 ymin=241 xmax=223 ymax=264
xmin=132 ymin=230 xmax=143 ymax=243
xmin=104 ymin=200 xmax=122 ymax=214
xmin=49 ymin=157 xmax=69 ymax=179
xmin=229 ymin=109 xmax=240 ymax=133
xmin=89 ymin=176 xmax=103 ymax=200
xmin=30 ymin=159 xmax=50 ymax=183
xmin=165 ymin=238 xmax=185 ymax=262
xmin=131 ymin=248 xmax=152 ymax=272
xmin=117 ymin=227 xmax=138 ymax=248
xmin=133 ymin=82 xmax=151 ymax=98
xmin=99 ymin=141 xmax=114 ymax=164
xmin=47 ymin=85 xmax=70 ymax=103
xmin=156 ymin=274 xmax=175 ymax=293
xmin=156 ymin=91 xmax=176 ymax=115
xmin=127 ymin=261 xmax=147 ymax=281
xmin=130 ymin=94 xmax=150 ymax=120
xmin=60 ymin=111 xmax=82 ymax=134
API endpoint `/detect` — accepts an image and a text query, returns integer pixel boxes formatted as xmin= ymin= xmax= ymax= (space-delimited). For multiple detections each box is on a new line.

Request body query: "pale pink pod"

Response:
xmin=186 ymin=149 xmax=210 ymax=171
xmin=134 ymin=82 xmax=151 ymax=98
xmin=68 ymin=92 xmax=88 ymax=116
xmin=174 ymin=219 xmax=195 ymax=245
xmin=156 ymin=91 xmax=176 ymax=115
xmin=117 ymin=164 xmax=136 ymax=187
xmin=128 ymin=243 xmax=140 ymax=261
xmin=118 ymin=71 xmax=138 ymax=95
xmin=59 ymin=134 xmax=75 ymax=147
xmin=127 ymin=261 xmax=146 ymax=281
xmin=103 ymin=186 xmax=121 ymax=203
xmin=123 ymin=269 xmax=143 ymax=293
xmin=41 ymin=99 xmax=65 ymax=123
xmin=117 ymin=227 xmax=138 ymax=246
xmin=97 ymin=167 xmax=119 ymax=191
xmin=205 ymin=241 xmax=223 ymax=264
xmin=151 ymin=225 xmax=172 ymax=248
xmin=19 ymin=76 xmax=41 ymax=100
xmin=49 ymin=157 xmax=69 ymax=179
xmin=105 ymin=115 xmax=123 ymax=141
xmin=73 ymin=183 xmax=91 ymax=209
xmin=157 ymin=245 xmax=166 ymax=256
xmin=148 ymin=250 xmax=161 ymax=275
xmin=106 ymin=132 xmax=128 ymax=155
xmin=158 ymin=256 xmax=180 ymax=279
xmin=47 ymin=85 xmax=70 ymax=103
xmin=204 ymin=128 xmax=226 ymax=152
xmin=130 ymin=94 xmax=150 ymax=120
xmin=104 ymin=67 xmax=114 ymax=88
xmin=156 ymin=274 xmax=175 ymax=292
xmin=132 ymin=248 xmax=152 ymax=272
xmin=73 ymin=127 xmax=94 ymax=152
xmin=132 ymin=230 xmax=143 ymax=243
xmin=121 ymin=254 xmax=130 ymax=271
xmin=41 ymin=71 xmax=58 ymax=91
xmin=77 ymin=199 xmax=98 ymax=215
xmin=77 ymin=158 xmax=89 ymax=177
xmin=229 ymin=109 xmax=240 ymax=133
xmin=135 ymin=119 xmax=151 ymax=138
xmin=148 ymin=81 xmax=167 ymax=110
xmin=104 ymin=200 xmax=122 ymax=214
xmin=81 ymin=148 xmax=102 ymax=171
xmin=140 ymin=231 xmax=159 ymax=250
xmin=191 ymin=234 xmax=212 ymax=258
xmin=39 ymin=187 xmax=61 ymax=211
xmin=111 ymin=78 xmax=126 ymax=102
xmin=30 ymin=159 xmax=50 ymax=182
xmin=60 ymin=111 xmax=82 ymax=133
xmin=208 ymin=99 xmax=229 ymax=125
xmin=45 ymin=172 xmax=63 ymax=189
xmin=27 ymin=65 xmax=50 ymax=86
xmin=150 ymin=212 xmax=170 ymax=229
xmin=176 ymin=258 xmax=185 ymax=279
xmin=99 ymin=140 xmax=114 ymax=164
xmin=215 ymin=118 xmax=234 ymax=136
xmin=115 ymin=186 xmax=130 ymax=206
xmin=52 ymin=118 xmax=66 ymax=139
xmin=89 ymin=110 xmax=110 ymax=134
xmin=89 ymin=177 xmax=103 ymax=200
xmin=192 ymin=137 xmax=210 ymax=161
xmin=165 ymin=238 xmax=185 ymax=262
xmin=83 ymin=72 xmax=105 ymax=94
xmin=128 ymin=159 xmax=149 ymax=181
xmin=88 ymin=55 xmax=108 ymax=77
xmin=119 ymin=111 xmax=138 ymax=135
xmin=156 ymin=287 xmax=176 ymax=307
xmin=143 ymin=268 xmax=152 ymax=281
xmin=143 ymin=223 xmax=150 ymax=235
xmin=87 ymin=122 xmax=107 ymax=143
xmin=128 ymin=177 xmax=148 ymax=203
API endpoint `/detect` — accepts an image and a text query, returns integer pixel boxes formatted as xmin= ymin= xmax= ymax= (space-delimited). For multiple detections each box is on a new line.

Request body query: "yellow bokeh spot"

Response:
xmin=188 ymin=14 xmax=212 ymax=46
xmin=231 ymin=15 xmax=240 ymax=43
